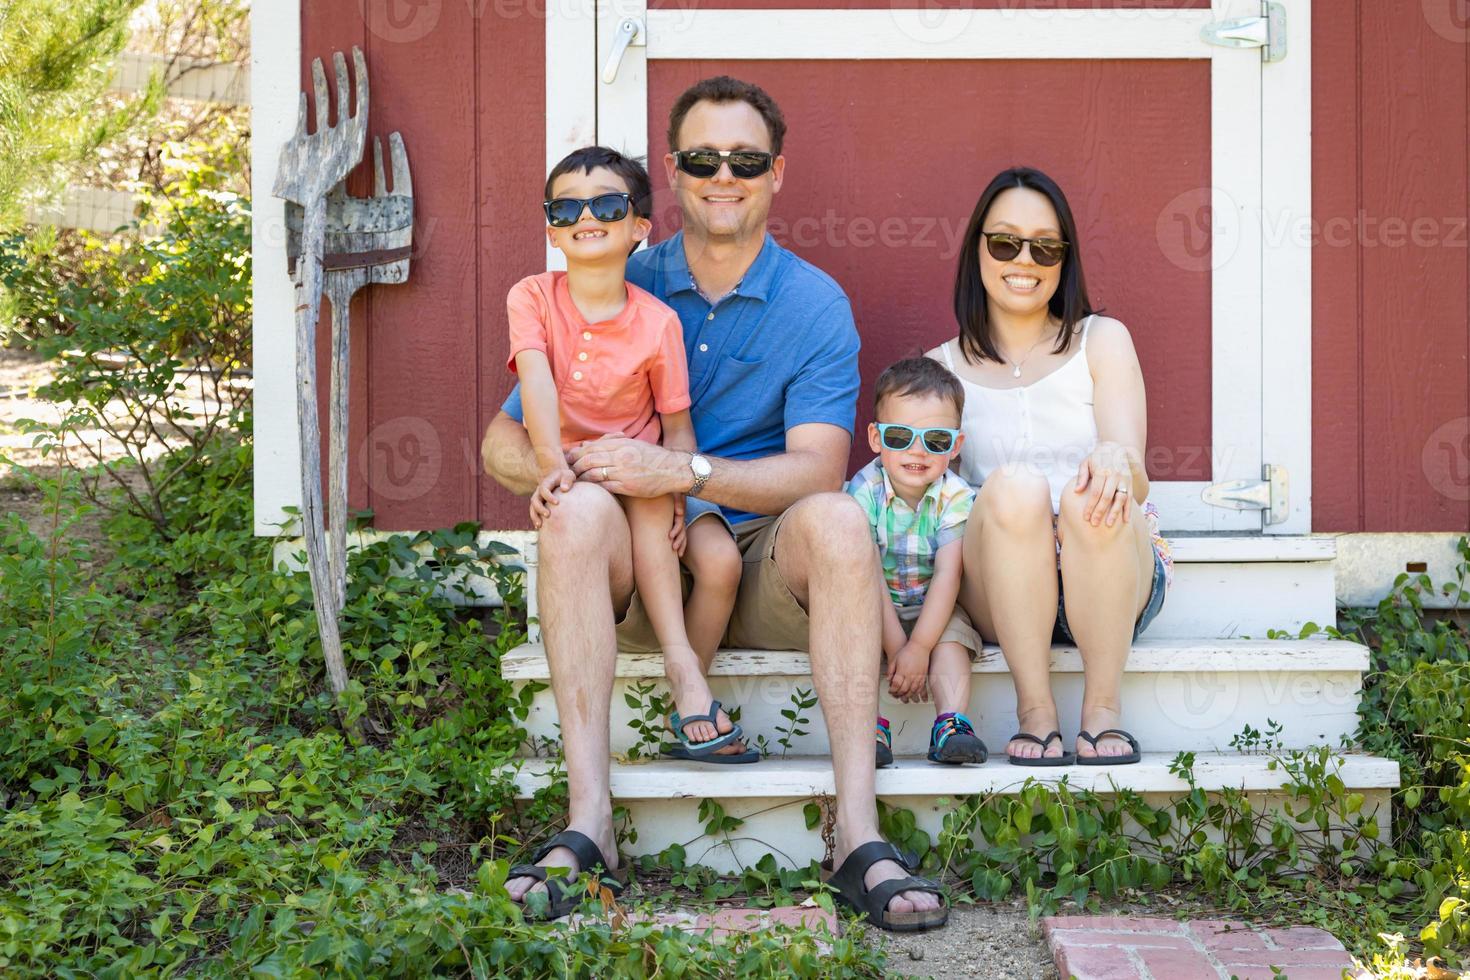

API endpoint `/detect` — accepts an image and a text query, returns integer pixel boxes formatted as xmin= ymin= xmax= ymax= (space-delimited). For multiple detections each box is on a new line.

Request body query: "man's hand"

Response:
xmin=887 ymin=640 xmax=932 ymax=703
xmin=569 ymin=434 xmax=688 ymax=499
xmin=670 ymin=495 xmax=688 ymax=557
xmin=530 ymin=466 xmax=576 ymax=529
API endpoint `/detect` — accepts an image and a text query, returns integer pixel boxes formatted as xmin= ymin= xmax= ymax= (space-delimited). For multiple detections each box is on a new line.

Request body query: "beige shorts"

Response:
xmin=895 ymin=601 xmax=983 ymax=660
xmin=615 ymin=506 xmax=810 ymax=653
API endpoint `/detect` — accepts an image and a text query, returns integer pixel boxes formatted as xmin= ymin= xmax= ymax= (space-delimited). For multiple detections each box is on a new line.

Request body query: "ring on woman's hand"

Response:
xmin=1117 ymin=486 xmax=1131 ymax=495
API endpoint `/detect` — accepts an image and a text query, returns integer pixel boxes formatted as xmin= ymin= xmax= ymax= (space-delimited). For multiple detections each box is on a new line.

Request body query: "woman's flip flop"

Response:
xmin=1005 ymin=730 xmax=1075 ymax=767
xmin=1076 ymin=728 xmax=1142 ymax=765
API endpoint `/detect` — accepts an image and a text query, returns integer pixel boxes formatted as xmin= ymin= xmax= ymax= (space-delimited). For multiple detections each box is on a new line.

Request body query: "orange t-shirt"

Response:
xmin=506 ymin=271 xmax=690 ymax=449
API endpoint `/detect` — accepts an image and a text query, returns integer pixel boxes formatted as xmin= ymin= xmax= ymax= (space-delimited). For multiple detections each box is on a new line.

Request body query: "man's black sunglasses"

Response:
xmin=673 ymin=149 xmax=774 ymax=179
xmin=542 ymin=192 xmax=633 ymax=228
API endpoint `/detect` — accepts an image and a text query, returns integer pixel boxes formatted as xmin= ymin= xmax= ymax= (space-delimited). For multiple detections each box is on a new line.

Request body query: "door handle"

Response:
xmin=601 ymin=18 xmax=643 ymax=84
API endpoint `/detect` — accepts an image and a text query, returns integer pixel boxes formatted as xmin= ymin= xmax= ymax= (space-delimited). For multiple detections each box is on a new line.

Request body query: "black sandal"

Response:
xmin=506 ymin=830 xmax=627 ymax=921
xmin=663 ymin=699 xmax=759 ymax=764
xmin=821 ymin=840 xmax=949 ymax=932
xmin=1006 ymin=730 xmax=1075 ymax=767
xmin=1076 ymin=728 xmax=1142 ymax=765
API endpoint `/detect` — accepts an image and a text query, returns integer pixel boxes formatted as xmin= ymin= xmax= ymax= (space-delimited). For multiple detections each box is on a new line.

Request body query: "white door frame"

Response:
xmin=555 ymin=1 xmax=1312 ymax=535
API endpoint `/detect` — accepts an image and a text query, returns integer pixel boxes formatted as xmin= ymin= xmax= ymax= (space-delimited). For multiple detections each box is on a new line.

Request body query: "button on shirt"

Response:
xmin=502 ymin=232 xmax=861 ymax=524
xmin=845 ymin=458 xmax=976 ymax=607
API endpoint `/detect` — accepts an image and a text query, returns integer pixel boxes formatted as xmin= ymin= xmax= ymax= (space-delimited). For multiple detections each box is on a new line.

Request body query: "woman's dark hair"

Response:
xmin=545 ymin=145 xmax=652 ymax=219
xmin=952 ymin=167 xmax=1095 ymax=365
xmin=667 ymin=76 xmax=787 ymax=156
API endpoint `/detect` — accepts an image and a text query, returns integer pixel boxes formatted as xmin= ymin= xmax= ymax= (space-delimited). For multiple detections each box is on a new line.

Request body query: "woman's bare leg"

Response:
xmin=956 ymin=466 xmax=1062 ymax=760
xmin=1056 ymin=478 xmax=1155 ymax=759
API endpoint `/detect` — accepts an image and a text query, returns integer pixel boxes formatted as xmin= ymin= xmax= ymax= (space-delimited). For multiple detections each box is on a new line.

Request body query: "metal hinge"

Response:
xmin=1202 ymin=2 xmax=1287 ymax=63
xmin=1202 ymin=464 xmax=1290 ymax=525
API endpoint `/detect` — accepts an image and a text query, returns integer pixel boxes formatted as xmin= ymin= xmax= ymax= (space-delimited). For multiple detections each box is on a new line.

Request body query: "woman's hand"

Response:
xmin=1074 ymin=441 xmax=1135 ymax=527
xmin=529 ymin=465 xmax=576 ymax=529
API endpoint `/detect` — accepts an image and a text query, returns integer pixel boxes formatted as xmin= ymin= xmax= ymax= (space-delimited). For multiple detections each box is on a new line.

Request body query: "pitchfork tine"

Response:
xmin=334 ymin=51 xmax=350 ymax=130
xmin=311 ymin=57 xmax=330 ymax=131
xmin=295 ymin=91 xmax=308 ymax=138
xmin=372 ymin=138 xmax=386 ymax=196
xmin=389 ymin=132 xmax=412 ymax=196
xmin=352 ymin=47 xmax=369 ymax=133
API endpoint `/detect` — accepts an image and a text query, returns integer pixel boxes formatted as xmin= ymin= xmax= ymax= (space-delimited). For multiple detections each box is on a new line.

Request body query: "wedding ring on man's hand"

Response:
xmin=602 ymin=467 xmax=609 ymax=481
xmin=1117 ymin=486 xmax=1131 ymax=495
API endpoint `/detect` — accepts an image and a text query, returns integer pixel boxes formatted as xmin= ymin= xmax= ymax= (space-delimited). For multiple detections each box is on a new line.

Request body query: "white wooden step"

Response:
xmin=503 ymin=753 xmax=1398 ymax=873
xmin=505 ymin=638 xmax=1370 ymax=757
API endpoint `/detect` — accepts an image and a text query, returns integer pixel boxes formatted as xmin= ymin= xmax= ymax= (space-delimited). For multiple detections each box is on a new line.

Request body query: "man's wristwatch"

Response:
xmin=688 ymin=453 xmax=712 ymax=497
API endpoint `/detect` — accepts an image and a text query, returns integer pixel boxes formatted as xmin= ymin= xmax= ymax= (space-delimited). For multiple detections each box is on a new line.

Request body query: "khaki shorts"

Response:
xmin=615 ymin=507 xmax=810 ymax=653
xmin=895 ymin=602 xmax=983 ymax=660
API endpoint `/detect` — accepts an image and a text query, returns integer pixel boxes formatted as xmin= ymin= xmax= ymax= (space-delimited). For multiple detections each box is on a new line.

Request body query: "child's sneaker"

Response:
xmin=875 ymin=716 xmax=893 ymax=768
xmin=927 ymin=712 xmax=987 ymax=765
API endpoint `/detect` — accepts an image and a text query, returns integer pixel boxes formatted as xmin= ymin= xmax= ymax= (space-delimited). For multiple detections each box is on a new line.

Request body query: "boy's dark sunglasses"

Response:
xmin=543 ymin=192 xmax=632 ymax=228
xmin=876 ymin=423 xmax=960 ymax=455
xmin=673 ymin=149 xmax=774 ymax=179
xmin=982 ymin=231 xmax=1069 ymax=267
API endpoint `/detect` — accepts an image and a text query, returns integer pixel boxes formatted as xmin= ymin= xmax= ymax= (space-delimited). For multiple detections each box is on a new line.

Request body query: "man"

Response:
xmin=482 ymin=76 xmax=948 ymax=930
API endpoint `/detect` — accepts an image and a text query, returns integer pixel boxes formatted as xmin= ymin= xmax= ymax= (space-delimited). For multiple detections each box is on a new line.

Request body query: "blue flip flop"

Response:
xmin=663 ymin=699 xmax=760 ymax=764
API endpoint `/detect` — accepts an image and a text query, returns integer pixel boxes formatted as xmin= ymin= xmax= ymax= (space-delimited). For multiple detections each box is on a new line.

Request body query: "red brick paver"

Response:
xmin=1043 ymin=915 xmax=1356 ymax=979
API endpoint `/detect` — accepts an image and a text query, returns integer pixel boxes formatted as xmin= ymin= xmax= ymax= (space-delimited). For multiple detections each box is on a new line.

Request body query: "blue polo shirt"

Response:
xmin=500 ymin=230 xmax=860 ymax=524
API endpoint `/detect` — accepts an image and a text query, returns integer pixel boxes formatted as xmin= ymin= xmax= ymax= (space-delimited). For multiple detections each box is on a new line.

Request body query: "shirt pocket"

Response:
xmin=705 ymin=352 xmax=774 ymax=423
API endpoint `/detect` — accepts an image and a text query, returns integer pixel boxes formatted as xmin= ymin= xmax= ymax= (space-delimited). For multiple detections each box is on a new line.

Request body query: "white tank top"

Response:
xmin=939 ymin=315 xmax=1098 ymax=513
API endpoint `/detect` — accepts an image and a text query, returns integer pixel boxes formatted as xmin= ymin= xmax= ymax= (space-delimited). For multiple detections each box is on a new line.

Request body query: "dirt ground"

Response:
xmin=875 ymin=901 xmax=1059 ymax=978
xmin=0 ymin=344 xmax=226 ymax=565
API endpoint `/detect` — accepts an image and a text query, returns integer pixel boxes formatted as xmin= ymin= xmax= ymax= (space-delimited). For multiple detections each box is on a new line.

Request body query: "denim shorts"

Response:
xmin=1053 ymin=544 xmax=1169 ymax=644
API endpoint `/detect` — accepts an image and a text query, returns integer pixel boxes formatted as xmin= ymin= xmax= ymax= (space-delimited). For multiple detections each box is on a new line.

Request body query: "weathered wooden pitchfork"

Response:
xmin=273 ymin=47 xmax=414 ymax=704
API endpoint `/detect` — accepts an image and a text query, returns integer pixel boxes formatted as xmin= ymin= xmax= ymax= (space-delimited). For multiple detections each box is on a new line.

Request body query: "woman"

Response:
xmin=927 ymin=167 xmax=1172 ymax=766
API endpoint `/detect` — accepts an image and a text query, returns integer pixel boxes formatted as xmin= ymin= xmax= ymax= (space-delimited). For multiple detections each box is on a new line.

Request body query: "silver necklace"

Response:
xmin=1002 ymin=328 xmax=1055 ymax=379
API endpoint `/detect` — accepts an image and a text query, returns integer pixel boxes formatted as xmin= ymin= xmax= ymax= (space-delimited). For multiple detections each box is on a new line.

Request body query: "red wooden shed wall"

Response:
xmin=297 ymin=1 xmax=1470 ymax=534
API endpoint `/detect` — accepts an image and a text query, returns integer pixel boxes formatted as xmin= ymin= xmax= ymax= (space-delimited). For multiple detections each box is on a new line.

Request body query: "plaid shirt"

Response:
xmin=845 ymin=458 xmax=976 ymax=606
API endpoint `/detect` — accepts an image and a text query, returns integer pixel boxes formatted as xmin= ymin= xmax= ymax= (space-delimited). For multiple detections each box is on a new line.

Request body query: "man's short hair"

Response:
xmin=873 ymin=357 xmax=965 ymax=418
xmin=667 ymin=76 xmax=787 ymax=156
xmin=545 ymin=145 xmax=652 ymax=220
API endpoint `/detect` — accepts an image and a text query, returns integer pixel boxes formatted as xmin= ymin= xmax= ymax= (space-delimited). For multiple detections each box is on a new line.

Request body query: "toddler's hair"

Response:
xmin=873 ymin=356 xmax=965 ymax=417
xmin=545 ymin=145 xmax=653 ymax=220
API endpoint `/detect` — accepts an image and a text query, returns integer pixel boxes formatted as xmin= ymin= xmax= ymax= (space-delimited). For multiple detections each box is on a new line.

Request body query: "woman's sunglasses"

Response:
xmin=543 ymin=192 xmax=632 ymax=228
xmin=673 ymin=149 xmax=775 ymax=180
xmin=981 ymin=231 xmax=1069 ymax=268
xmin=875 ymin=423 xmax=960 ymax=455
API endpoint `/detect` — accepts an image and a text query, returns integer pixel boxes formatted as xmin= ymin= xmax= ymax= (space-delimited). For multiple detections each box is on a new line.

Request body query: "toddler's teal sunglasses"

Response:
xmin=876 ymin=423 xmax=959 ymax=454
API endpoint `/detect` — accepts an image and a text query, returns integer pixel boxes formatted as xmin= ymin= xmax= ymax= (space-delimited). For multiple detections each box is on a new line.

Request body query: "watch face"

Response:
xmin=691 ymin=455 xmax=713 ymax=478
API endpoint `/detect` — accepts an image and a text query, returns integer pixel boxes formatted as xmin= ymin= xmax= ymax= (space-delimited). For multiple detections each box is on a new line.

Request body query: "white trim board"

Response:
xmin=509 ymin=753 xmax=1400 ymax=799
xmin=501 ymin=637 xmax=1369 ymax=681
xmin=250 ymin=0 xmax=303 ymax=535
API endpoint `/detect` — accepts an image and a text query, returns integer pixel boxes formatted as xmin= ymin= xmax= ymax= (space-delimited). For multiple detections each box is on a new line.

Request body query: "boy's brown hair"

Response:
xmin=873 ymin=357 xmax=965 ymax=418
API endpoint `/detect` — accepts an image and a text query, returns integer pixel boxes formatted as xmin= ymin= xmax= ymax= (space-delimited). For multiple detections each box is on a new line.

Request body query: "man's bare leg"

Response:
xmin=774 ymin=493 xmax=941 ymax=916
xmin=506 ymin=483 xmax=633 ymax=902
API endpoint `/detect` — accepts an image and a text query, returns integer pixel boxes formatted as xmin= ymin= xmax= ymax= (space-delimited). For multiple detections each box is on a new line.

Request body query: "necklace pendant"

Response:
xmin=1012 ymin=365 xmax=1022 ymax=378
